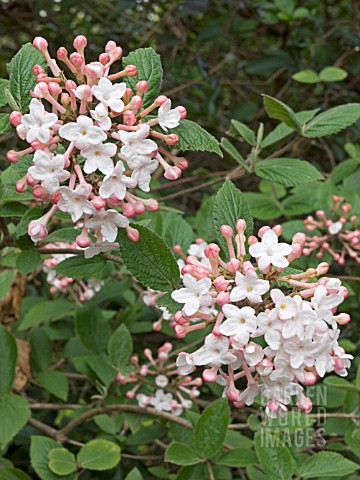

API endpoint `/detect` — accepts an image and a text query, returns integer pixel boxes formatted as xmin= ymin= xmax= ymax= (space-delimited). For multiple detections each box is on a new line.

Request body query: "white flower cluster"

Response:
xmin=8 ymin=36 xmax=188 ymax=255
xmin=168 ymin=221 xmax=352 ymax=417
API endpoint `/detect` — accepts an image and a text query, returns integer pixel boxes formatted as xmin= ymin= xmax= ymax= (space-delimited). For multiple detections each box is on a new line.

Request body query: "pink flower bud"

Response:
xmin=26 ymin=173 xmax=38 ymax=186
xmin=220 ymin=225 xmax=233 ymax=238
xmin=124 ymin=88 xmax=134 ymax=101
xmin=236 ymin=219 xmax=246 ymax=232
xmin=134 ymin=201 xmax=145 ymax=215
xmin=202 ymin=368 xmax=218 ymax=383
xmin=272 ymin=224 xmax=282 ymax=236
xmin=9 ymin=111 xmax=22 ymax=127
xmin=155 ymin=95 xmax=168 ymax=106
xmin=316 ymin=210 xmax=325 ymax=218
xmin=33 ymin=64 xmax=45 ymax=76
xmin=248 ymin=235 xmax=258 ymax=246
xmin=76 ymin=230 xmax=91 ymax=248
xmin=175 ymin=325 xmax=186 ymax=338
xmin=227 ymin=387 xmax=240 ymax=402
xmin=297 ymin=394 xmax=312 ymax=413
xmin=15 ymin=179 xmax=27 ymax=192
xmin=129 ymin=95 xmax=143 ymax=110
xmin=302 ymin=371 xmax=317 ymax=386
xmin=33 ymin=185 xmax=50 ymax=201
xmin=336 ymin=313 xmax=351 ymax=325
xmin=181 ymin=265 xmax=195 ymax=275
xmin=73 ymin=35 xmax=87 ymax=50
xmin=136 ymin=81 xmax=149 ymax=95
xmin=50 ymin=191 xmax=61 ymax=204
xmin=316 ymin=262 xmax=329 ymax=275
xmin=217 ymin=291 xmax=230 ymax=306
xmin=105 ymin=41 xmax=117 ymax=52
xmin=164 ymin=166 xmax=181 ymax=180
xmin=91 ymin=196 xmax=106 ymax=209
xmin=36 ymin=73 xmax=48 ymax=84
xmin=176 ymin=157 xmax=188 ymax=170
xmin=292 ymin=232 xmax=306 ymax=246
xmin=61 ymin=93 xmax=70 ymax=107
xmin=126 ymin=226 xmax=140 ymax=242
xmin=166 ymin=134 xmax=179 ymax=145
xmin=258 ymin=226 xmax=271 ymax=238
xmin=57 ymin=47 xmax=68 ymax=60
xmin=204 ymin=243 xmax=220 ymax=259
xmin=123 ymin=203 xmax=136 ymax=218
xmin=176 ymin=106 xmax=187 ymax=119
xmin=48 ymin=82 xmax=62 ymax=97
xmin=6 ymin=150 xmax=18 ymax=163
xmin=33 ymin=36 xmax=48 ymax=51
xmin=99 ymin=53 xmax=110 ymax=65
xmin=227 ymin=258 xmax=241 ymax=272
xmin=70 ymin=52 xmax=84 ymax=69
xmin=125 ymin=64 xmax=138 ymax=76
xmin=123 ymin=110 xmax=136 ymax=126
xmin=214 ymin=276 xmax=228 ymax=292
xmin=65 ymin=79 xmax=77 ymax=92
xmin=242 ymin=261 xmax=255 ymax=274
xmin=145 ymin=198 xmax=159 ymax=212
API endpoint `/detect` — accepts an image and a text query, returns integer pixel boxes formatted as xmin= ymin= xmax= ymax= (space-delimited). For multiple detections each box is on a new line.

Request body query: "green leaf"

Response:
xmin=0 ymin=202 xmax=28 ymax=217
xmin=221 ymin=137 xmax=249 ymax=170
xmin=0 ymin=114 xmax=13 ymax=135
xmin=261 ymin=109 xmax=320 ymax=148
xmin=30 ymin=329 xmax=52 ymax=371
xmin=0 ymin=325 xmax=17 ymax=395
xmin=86 ymin=355 xmax=116 ymax=388
xmin=156 ymin=291 xmax=182 ymax=314
xmin=163 ymin=216 xmax=194 ymax=251
xmin=331 ymin=158 xmax=359 ymax=184
xmin=48 ymin=448 xmax=77 ymax=476
xmin=16 ymin=250 xmax=41 ymax=275
xmin=254 ymin=430 xmax=295 ymax=480
xmin=228 ymin=120 xmax=256 ymax=146
xmin=216 ymin=448 xmax=257 ymax=467
xmin=0 ymin=467 xmax=32 ymax=480
xmin=45 ymin=228 xmax=78 ymax=243
xmin=244 ymin=192 xmax=282 ymax=220
xmin=76 ymin=306 xmax=111 ymax=354
xmin=123 ymin=47 xmax=163 ymax=108
xmin=125 ymin=468 xmax=144 ymax=480
xmin=37 ymin=370 xmax=69 ymax=401
xmin=7 ymin=43 xmax=48 ymax=113
xmin=324 ymin=376 xmax=360 ymax=394
xmin=30 ymin=436 xmax=77 ymax=480
xmin=108 ymin=324 xmax=133 ymax=368
xmin=55 ymin=255 xmax=106 ymax=278
xmin=165 ymin=442 xmax=201 ymax=466
xmin=298 ymin=451 xmax=358 ymax=478
xmin=15 ymin=206 xmax=42 ymax=238
xmin=256 ymin=158 xmax=323 ymax=187
xmin=18 ymin=299 xmax=75 ymax=330
xmin=193 ymin=398 xmax=230 ymax=459
xmin=118 ymin=224 xmax=180 ymax=292
xmin=319 ymin=67 xmax=348 ymax=82
xmin=169 ymin=119 xmax=222 ymax=156
xmin=292 ymin=69 xmax=320 ymax=84
xmin=303 ymin=104 xmax=360 ymax=138
xmin=77 ymin=439 xmax=121 ymax=471
xmin=262 ymin=95 xmax=302 ymax=132
xmin=0 ymin=78 xmax=10 ymax=107
xmin=213 ymin=179 xmax=253 ymax=259
xmin=0 ymin=395 xmax=30 ymax=446
xmin=0 ymin=270 xmax=14 ymax=302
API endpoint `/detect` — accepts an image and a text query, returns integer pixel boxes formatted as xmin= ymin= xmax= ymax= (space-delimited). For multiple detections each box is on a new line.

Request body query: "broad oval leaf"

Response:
xmin=262 ymin=95 xmax=302 ymax=132
xmin=292 ymin=69 xmax=320 ymax=84
xmin=254 ymin=430 xmax=295 ymax=480
xmin=108 ymin=323 xmax=133 ymax=368
xmin=55 ymin=255 xmax=106 ymax=279
xmin=319 ymin=67 xmax=348 ymax=82
xmin=303 ymin=104 xmax=360 ymax=138
xmin=0 ymin=325 xmax=17 ymax=395
xmin=165 ymin=442 xmax=201 ymax=466
xmin=298 ymin=451 xmax=358 ymax=478
xmin=30 ymin=436 xmax=77 ymax=480
xmin=16 ymin=250 xmax=41 ymax=275
xmin=168 ymin=119 xmax=222 ymax=156
xmin=255 ymin=158 xmax=323 ymax=187
xmin=0 ymin=395 xmax=30 ymax=446
xmin=48 ymin=448 xmax=77 ymax=476
xmin=77 ymin=439 xmax=121 ymax=471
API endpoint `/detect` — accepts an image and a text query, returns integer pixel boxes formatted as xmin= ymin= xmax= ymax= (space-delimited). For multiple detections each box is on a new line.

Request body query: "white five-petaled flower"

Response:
xmin=116 ymin=124 xmax=157 ymax=159
xmin=176 ymin=353 xmax=195 ymax=375
xmin=57 ymin=184 xmax=95 ymax=222
xmin=84 ymin=240 xmax=119 ymax=259
xmin=283 ymin=338 xmax=319 ymax=369
xmin=92 ymin=77 xmax=126 ymax=112
xmin=21 ymin=98 xmax=58 ymax=144
xmin=271 ymin=289 xmax=298 ymax=320
xmin=81 ymin=142 xmax=117 ymax=175
xmin=249 ymin=229 xmax=292 ymax=271
xmin=328 ymin=221 xmax=343 ymax=235
xmin=158 ymin=99 xmax=181 ymax=131
xmin=90 ymin=103 xmax=111 ymax=131
xmin=99 ymin=161 xmax=136 ymax=199
xmin=171 ymin=274 xmax=213 ymax=316
xmin=192 ymin=334 xmax=237 ymax=367
xmin=59 ymin=115 xmax=106 ymax=150
xmin=230 ymin=270 xmax=269 ymax=304
xmin=150 ymin=389 xmax=173 ymax=411
xmin=127 ymin=155 xmax=159 ymax=192
xmin=28 ymin=151 xmax=70 ymax=194
xmin=220 ymin=304 xmax=257 ymax=345
xmin=85 ymin=209 xmax=129 ymax=242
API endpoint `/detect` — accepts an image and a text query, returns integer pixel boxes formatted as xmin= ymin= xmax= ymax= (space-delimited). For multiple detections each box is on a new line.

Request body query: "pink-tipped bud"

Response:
xmin=202 ymin=368 xmax=218 ymax=383
xmin=164 ymin=166 xmax=181 ymax=180
xmin=214 ymin=276 xmax=228 ymax=292
xmin=70 ymin=52 xmax=84 ymax=69
xmin=227 ymin=258 xmax=241 ymax=272
xmin=122 ymin=203 xmax=136 ymax=218
xmin=145 ymin=198 xmax=159 ymax=212
xmin=73 ymin=35 xmax=87 ymax=50
xmin=50 ymin=191 xmax=61 ymax=204
xmin=124 ymin=88 xmax=134 ymax=101
xmin=272 ymin=224 xmax=282 ymax=236
xmin=220 ymin=225 xmax=233 ymax=238
xmin=15 ymin=178 xmax=27 ymax=193
xmin=33 ymin=185 xmax=50 ymax=201
xmin=155 ymin=95 xmax=168 ymax=106
xmin=136 ymin=80 xmax=149 ymax=95
xmin=166 ymin=134 xmax=179 ymax=145
xmin=292 ymin=232 xmax=306 ymax=247
xmin=65 ymin=79 xmax=77 ymax=92
xmin=297 ymin=394 xmax=312 ymax=413
xmin=227 ymin=388 xmax=240 ymax=402
xmin=258 ymin=226 xmax=271 ymax=238
xmin=125 ymin=64 xmax=138 ymax=77
xmin=6 ymin=150 xmax=18 ymax=163
xmin=316 ymin=210 xmax=325 ymax=218
xmin=48 ymin=82 xmax=62 ymax=97
xmin=126 ymin=226 xmax=140 ymax=242
xmin=134 ymin=201 xmax=145 ymax=215
xmin=91 ymin=196 xmax=106 ymax=210
xmin=35 ymin=81 xmax=49 ymax=96
xmin=61 ymin=93 xmax=70 ymax=107
xmin=33 ymin=64 xmax=45 ymax=76
xmin=33 ymin=36 xmax=48 ymax=51
xmin=236 ymin=219 xmax=246 ymax=232
xmin=123 ymin=110 xmax=136 ymax=126
xmin=175 ymin=325 xmax=186 ymax=338
xmin=242 ymin=261 xmax=255 ymax=274
xmin=129 ymin=95 xmax=143 ymax=110
xmin=334 ymin=357 xmax=344 ymax=371
xmin=248 ymin=235 xmax=258 ymax=246
xmin=217 ymin=291 xmax=230 ymax=306
xmin=176 ymin=106 xmax=187 ymax=119
xmin=57 ymin=47 xmax=68 ymax=60
xmin=9 ymin=111 xmax=22 ymax=127
xmin=176 ymin=157 xmax=188 ymax=170
xmin=105 ymin=41 xmax=117 ymax=53
xmin=26 ymin=173 xmax=38 ymax=186
xmin=76 ymin=230 xmax=91 ymax=248
xmin=99 ymin=53 xmax=110 ymax=65
xmin=204 ymin=243 xmax=220 ymax=259
xmin=316 ymin=262 xmax=329 ymax=275
xmin=302 ymin=371 xmax=317 ymax=386
xmin=336 ymin=313 xmax=351 ymax=325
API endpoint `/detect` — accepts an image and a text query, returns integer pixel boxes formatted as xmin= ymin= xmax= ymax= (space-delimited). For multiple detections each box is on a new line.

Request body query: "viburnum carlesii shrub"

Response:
xmin=116 ymin=341 xmax=201 ymax=416
xmin=6 ymin=35 xmax=191 ymax=252
xmin=41 ymin=242 xmax=103 ymax=301
xmin=304 ymin=195 xmax=360 ymax=265
xmin=169 ymin=219 xmax=352 ymax=418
